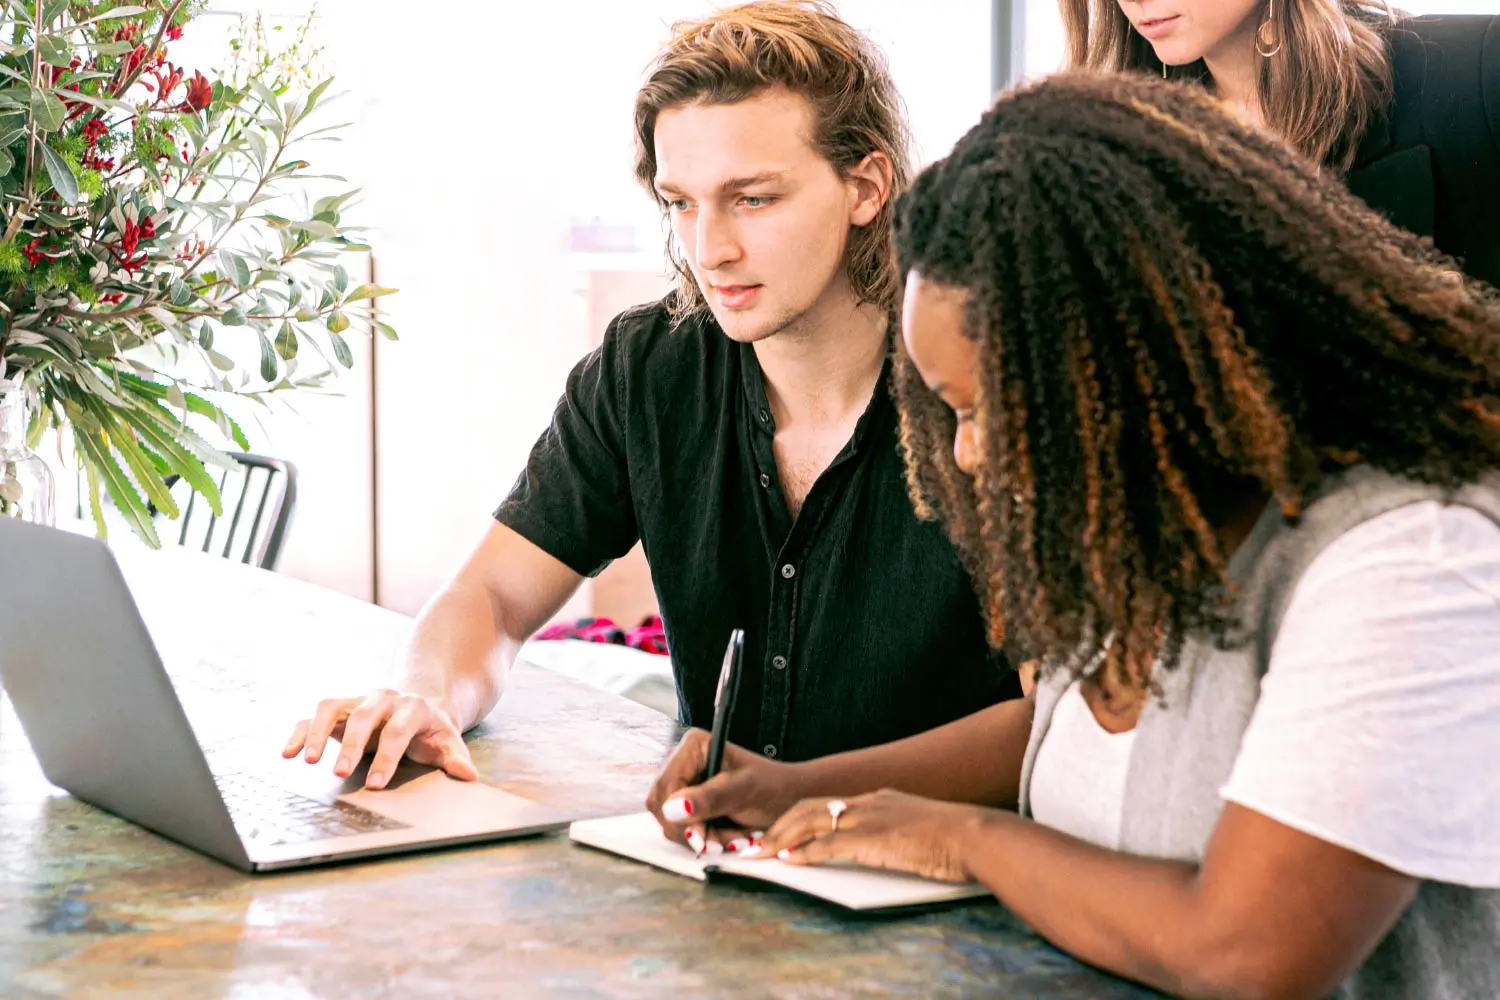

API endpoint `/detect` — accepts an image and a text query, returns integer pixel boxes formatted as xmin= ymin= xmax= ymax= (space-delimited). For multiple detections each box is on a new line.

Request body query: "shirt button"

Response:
xmin=780 ymin=564 xmax=795 ymax=579
xmin=763 ymin=744 xmax=778 ymax=758
xmin=759 ymin=408 xmax=771 ymax=423
xmin=758 ymin=473 xmax=770 ymax=488
xmin=771 ymin=655 xmax=787 ymax=670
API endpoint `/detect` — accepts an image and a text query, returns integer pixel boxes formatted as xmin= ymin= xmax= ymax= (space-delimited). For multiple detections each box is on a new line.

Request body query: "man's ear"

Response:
xmin=847 ymin=151 xmax=894 ymax=228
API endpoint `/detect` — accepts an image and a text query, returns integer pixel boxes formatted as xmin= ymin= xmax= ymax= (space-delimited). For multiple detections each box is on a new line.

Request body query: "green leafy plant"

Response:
xmin=0 ymin=1 xmax=394 ymax=542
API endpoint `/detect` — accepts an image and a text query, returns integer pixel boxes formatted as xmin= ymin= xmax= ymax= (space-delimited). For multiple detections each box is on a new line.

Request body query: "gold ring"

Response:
xmin=827 ymin=799 xmax=848 ymax=833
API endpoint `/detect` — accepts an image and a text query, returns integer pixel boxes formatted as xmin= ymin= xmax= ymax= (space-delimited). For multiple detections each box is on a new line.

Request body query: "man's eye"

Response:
xmin=741 ymin=196 xmax=773 ymax=208
xmin=667 ymin=198 xmax=691 ymax=211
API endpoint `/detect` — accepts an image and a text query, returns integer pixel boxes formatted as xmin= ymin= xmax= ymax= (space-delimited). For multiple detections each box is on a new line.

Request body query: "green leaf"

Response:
xmin=326 ymin=309 xmax=350 ymax=335
xmin=73 ymin=425 xmax=161 ymax=548
xmin=38 ymin=142 xmax=77 ymax=204
xmin=79 ymin=5 xmax=148 ymax=24
xmin=113 ymin=405 xmax=222 ymax=518
xmin=81 ymin=455 xmax=107 ymax=541
xmin=115 ymin=371 xmax=250 ymax=451
xmin=332 ymin=263 xmax=348 ymax=295
xmin=38 ymin=35 xmax=71 ymax=68
xmin=90 ymin=40 xmax=134 ymax=56
xmin=221 ymin=306 xmax=246 ymax=327
xmin=292 ymin=219 xmax=336 ymax=238
xmin=376 ymin=321 xmax=398 ymax=341
xmin=344 ymin=284 xmax=398 ymax=304
xmin=257 ymin=330 xmax=277 ymax=381
xmin=0 ymin=146 xmax=13 ymax=176
xmin=207 ymin=349 xmax=236 ymax=370
xmin=274 ymin=321 xmax=298 ymax=360
xmin=329 ymin=331 xmax=353 ymax=368
xmin=29 ymin=87 xmax=65 ymax=134
xmin=170 ymin=280 xmax=191 ymax=306
xmin=217 ymin=249 xmax=251 ymax=289
xmin=97 ymin=410 xmax=179 ymax=519
xmin=197 ymin=324 xmax=214 ymax=351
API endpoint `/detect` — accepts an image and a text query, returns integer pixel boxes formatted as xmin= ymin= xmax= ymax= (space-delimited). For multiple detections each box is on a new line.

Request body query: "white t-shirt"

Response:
xmin=1030 ymin=501 xmax=1500 ymax=889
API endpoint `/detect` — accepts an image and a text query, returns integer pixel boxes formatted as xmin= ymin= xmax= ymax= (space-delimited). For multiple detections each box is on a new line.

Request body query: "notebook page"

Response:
xmin=715 ymin=855 xmax=989 ymax=910
xmin=568 ymin=811 xmax=710 ymax=881
xmin=570 ymin=812 xmax=991 ymax=909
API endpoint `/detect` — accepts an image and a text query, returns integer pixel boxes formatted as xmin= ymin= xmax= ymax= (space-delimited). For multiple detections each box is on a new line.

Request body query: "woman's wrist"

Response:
xmin=955 ymin=803 xmax=1016 ymax=882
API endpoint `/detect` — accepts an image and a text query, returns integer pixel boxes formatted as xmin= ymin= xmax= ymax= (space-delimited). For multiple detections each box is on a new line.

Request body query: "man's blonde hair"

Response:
xmin=633 ymin=1 xmax=913 ymax=324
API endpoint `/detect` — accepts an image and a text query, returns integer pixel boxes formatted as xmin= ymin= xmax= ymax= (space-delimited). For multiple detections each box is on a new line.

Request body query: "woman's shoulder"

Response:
xmin=1381 ymin=14 xmax=1499 ymax=130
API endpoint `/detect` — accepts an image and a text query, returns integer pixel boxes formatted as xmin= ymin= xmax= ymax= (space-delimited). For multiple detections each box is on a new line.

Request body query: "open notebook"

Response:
xmin=569 ymin=812 xmax=992 ymax=912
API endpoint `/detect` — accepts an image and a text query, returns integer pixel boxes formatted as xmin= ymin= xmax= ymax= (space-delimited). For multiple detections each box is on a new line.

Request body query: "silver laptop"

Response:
xmin=0 ymin=516 xmax=573 ymax=872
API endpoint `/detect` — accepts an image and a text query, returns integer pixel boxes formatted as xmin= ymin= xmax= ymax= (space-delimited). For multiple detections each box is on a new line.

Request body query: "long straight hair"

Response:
xmin=1059 ymin=0 xmax=1396 ymax=171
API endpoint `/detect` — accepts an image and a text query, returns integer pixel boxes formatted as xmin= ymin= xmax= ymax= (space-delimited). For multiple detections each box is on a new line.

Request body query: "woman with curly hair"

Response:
xmin=648 ymin=73 xmax=1500 ymax=999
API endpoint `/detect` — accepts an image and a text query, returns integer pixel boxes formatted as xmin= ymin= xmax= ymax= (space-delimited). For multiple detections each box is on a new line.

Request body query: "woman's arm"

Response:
xmin=764 ymin=795 xmax=1417 ymax=1000
xmin=647 ymin=692 xmax=1035 ymax=844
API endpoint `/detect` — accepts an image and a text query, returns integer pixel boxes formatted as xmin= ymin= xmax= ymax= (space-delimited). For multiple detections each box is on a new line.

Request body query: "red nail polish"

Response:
xmin=683 ymin=800 xmax=694 ymax=816
xmin=725 ymin=841 xmax=737 ymax=852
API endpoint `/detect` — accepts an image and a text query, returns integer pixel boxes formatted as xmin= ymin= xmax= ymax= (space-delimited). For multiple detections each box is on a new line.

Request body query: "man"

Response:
xmin=284 ymin=0 xmax=1018 ymax=790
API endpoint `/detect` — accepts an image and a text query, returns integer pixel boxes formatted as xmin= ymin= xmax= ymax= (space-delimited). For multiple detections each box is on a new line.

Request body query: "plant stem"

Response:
xmin=110 ymin=0 xmax=187 ymax=100
xmin=22 ymin=0 xmax=43 ymax=202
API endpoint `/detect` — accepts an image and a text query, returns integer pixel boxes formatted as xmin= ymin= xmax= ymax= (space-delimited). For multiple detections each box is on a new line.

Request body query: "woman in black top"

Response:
xmin=1060 ymin=0 xmax=1500 ymax=286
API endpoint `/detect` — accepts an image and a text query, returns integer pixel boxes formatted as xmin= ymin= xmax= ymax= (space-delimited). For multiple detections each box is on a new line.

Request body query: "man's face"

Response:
xmin=653 ymin=87 xmax=869 ymax=343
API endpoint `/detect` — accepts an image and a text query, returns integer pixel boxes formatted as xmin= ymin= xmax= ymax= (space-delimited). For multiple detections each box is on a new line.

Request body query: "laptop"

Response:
xmin=0 ymin=516 xmax=574 ymax=872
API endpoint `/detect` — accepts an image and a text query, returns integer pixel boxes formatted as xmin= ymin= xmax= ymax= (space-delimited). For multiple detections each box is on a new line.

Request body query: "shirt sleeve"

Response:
xmin=1220 ymin=501 xmax=1500 ymax=889
xmin=493 ymin=316 xmax=639 ymax=577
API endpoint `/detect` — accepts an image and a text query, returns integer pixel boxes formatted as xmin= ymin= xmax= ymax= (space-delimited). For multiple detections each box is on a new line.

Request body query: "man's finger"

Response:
xmin=438 ymin=736 xmax=479 ymax=781
xmin=283 ymin=719 xmax=309 ymax=758
xmin=363 ymin=700 xmax=422 ymax=788
xmin=301 ymin=697 xmax=358 ymax=764
xmin=333 ymin=693 xmax=396 ymax=776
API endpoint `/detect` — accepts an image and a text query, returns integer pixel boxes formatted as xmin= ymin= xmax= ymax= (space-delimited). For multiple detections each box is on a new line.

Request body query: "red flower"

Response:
xmin=83 ymin=118 xmax=108 ymax=148
xmin=181 ymin=72 xmax=212 ymax=112
xmin=166 ymin=24 xmax=184 ymax=42
xmin=98 ymin=292 xmax=126 ymax=305
xmin=22 ymin=240 xmax=61 ymax=266
xmin=122 ymin=43 xmax=146 ymax=78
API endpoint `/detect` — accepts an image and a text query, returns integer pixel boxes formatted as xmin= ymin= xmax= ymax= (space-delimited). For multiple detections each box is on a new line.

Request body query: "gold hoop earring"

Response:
xmin=1255 ymin=0 xmax=1282 ymax=58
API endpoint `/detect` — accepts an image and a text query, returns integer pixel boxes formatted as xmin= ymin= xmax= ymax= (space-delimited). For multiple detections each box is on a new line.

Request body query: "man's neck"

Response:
xmin=753 ymin=293 xmax=889 ymax=431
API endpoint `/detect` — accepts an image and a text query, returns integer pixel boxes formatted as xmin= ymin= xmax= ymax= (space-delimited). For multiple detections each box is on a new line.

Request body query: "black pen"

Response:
xmin=695 ymin=628 xmax=744 ymax=856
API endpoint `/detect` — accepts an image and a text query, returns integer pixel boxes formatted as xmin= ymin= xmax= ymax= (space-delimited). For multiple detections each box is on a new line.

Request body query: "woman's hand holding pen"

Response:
xmin=647 ymin=727 xmax=812 ymax=856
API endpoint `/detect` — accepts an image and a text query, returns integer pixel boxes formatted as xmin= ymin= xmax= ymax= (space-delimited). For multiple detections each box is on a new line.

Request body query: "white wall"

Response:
xmin=267 ymin=0 xmax=994 ymax=616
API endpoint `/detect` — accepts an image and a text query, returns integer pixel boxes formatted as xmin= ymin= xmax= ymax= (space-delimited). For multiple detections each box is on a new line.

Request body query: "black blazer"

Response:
xmin=1346 ymin=14 xmax=1500 ymax=288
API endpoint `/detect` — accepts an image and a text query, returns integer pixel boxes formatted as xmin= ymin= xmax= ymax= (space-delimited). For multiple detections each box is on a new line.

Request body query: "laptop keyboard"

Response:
xmin=216 ymin=771 xmax=410 ymax=846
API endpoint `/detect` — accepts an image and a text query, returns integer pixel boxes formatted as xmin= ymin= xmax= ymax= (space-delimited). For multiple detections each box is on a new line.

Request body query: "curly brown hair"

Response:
xmin=892 ymin=72 xmax=1500 ymax=694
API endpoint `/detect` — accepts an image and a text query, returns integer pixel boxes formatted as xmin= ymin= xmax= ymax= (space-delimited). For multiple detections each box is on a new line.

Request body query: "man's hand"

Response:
xmin=645 ymin=728 xmax=810 ymax=854
xmin=283 ymin=690 xmax=479 ymax=789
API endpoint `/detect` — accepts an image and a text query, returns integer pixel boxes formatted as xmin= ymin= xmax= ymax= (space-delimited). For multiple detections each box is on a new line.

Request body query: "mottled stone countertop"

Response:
xmin=0 ymin=544 xmax=1158 ymax=999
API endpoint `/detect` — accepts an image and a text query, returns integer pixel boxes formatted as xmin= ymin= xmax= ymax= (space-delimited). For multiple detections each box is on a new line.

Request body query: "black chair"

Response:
xmin=168 ymin=453 xmax=298 ymax=571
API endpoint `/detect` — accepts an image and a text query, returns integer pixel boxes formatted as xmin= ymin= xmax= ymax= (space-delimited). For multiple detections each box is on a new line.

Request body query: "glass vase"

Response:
xmin=0 ymin=384 xmax=55 ymax=527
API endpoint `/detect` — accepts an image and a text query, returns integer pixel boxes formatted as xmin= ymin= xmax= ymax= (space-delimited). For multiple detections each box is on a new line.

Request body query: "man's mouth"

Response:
xmin=713 ymin=284 xmax=763 ymax=310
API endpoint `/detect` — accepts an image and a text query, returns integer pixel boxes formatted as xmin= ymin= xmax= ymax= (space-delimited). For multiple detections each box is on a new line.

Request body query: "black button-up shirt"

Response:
xmin=495 ymin=300 xmax=1017 ymax=761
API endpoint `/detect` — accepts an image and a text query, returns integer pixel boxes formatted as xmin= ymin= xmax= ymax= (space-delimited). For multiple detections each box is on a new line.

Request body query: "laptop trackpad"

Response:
xmin=275 ymin=755 xmax=563 ymax=831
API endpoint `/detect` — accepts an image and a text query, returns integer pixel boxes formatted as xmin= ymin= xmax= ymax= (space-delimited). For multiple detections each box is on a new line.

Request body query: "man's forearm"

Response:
xmin=400 ymin=581 xmax=524 ymax=733
xmin=794 ymin=695 xmax=1034 ymax=809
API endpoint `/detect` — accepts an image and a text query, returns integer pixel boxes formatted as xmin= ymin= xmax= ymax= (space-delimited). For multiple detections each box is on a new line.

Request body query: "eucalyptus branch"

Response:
xmin=22 ymin=0 xmax=42 ymax=201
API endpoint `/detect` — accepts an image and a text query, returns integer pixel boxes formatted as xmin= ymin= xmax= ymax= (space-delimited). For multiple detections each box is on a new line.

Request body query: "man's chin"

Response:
xmin=711 ymin=308 xmax=778 ymax=344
